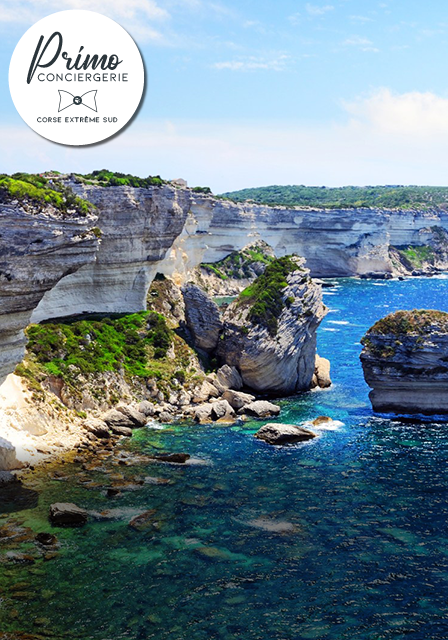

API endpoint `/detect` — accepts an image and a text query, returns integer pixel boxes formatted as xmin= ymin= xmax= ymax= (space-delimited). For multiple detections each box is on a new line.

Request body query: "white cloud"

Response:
xmin=305 ymin=4 xmax=334 ymax=17
xmin=0 ymin=0 xmax=169 ymax=41
xmin=349 ymin=15 xmax=374 ymax=23
xmin=212 ymin=54 xmax=289 ymax=72
xmin=344 ymin=88 xmax=448 ymax=137
xmin=343 ymin=35 xmax=379 ymax=52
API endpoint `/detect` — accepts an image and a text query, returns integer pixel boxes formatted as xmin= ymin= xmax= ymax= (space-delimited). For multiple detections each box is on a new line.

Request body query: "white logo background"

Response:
xmin=9 ymin=10 xmax=145 ymax=146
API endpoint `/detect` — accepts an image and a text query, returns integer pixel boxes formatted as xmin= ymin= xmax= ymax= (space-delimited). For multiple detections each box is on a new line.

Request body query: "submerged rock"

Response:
xmin=49 ymin=502 xmax=88 ymax=526
xmin=255 ymin=423 xmax=316 ymax=445
xmin=361 ymin=309 xmax=448 ymax=414
xmin=150 ymin=453 xmax=191 ymax=464
xmin=217 ymin=256 xmax=327 ymax=395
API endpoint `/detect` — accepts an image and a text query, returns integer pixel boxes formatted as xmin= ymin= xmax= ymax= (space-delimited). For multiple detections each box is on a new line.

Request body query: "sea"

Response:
xmin=2 ymin=276 xmax=448 ymax=640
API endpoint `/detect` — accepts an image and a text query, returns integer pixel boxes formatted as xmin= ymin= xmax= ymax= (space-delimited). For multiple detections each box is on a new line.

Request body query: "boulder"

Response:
xmin=109 ymin=425 xmax=133 ymax=438
xmin=211 ymin=399 xmax=236 ymax=422
xmin=0 ymin=437 xmax=23 ymax=471
xmin=221 ymin=389 xmax=256 ymax=410
xmin=239 ymin=400 xmax=281 ymax=418
xmin=314 ymin=355 xmax=332 ymax=388
xmin=216 ymin=365 xmax=243 ymax=391
xmin=217 ymin=256 xmax=327 ymax=395
xmin=116 ymin=405 xmax=147 ymax=427
xmin=83 ymin=418 xmax=110 ymax=439
xmin=102 ymin=406 xmax=146 ymax=430
xmin=49 ymin=503 xmax=88 ymax=527
xmin=192 ymin=380 xmax=220 ymax=403
xmin=138 ymin=401 xmax=155 ymax=417
xmin=182 ymin=282 xmax=223 ymax=352
xmin=194 ymin=403 xmax=214 ymax=423
xmin=255 ymin=423 xmax=316 ymax=445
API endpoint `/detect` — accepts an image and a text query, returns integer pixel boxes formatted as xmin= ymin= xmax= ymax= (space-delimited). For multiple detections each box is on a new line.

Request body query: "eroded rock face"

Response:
xmin=361 ymin=310 xmax=448 ymax=414
xmin=33 ymin=183 xmax=191 ymax=322
xmin=0 ymin=200 xmax=99 ymax=384
xmin=217 ymin=257 xmax=327 ymax=395
xmin=182 ymin=282 xmax=223 ymax=353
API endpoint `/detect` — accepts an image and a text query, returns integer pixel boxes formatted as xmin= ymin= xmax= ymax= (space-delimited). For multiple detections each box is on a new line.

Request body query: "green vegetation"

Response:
xmin=237 ymin=255 xmax=301 ymax=336
xmin=192 ymin=186 xmax=212 ymax=194
xmin=22 ymin=312 xmax=173 ymax=384
xmin=17 ymin=310 xmax=203 ymax=402
xmin=76 ymin=169 xmax=165 ymax=188
xmin=0 ymin=173 xmax=94 ymax=216
xmin=395 ymin=245 xmax=435 ymax=269
xmin=220 ymin=184 xmax=448 ymax=211
xmin=364 ymin=310 xmax=448 ymax=338
xmin=201 ymin=242 xmax=275 ymax=281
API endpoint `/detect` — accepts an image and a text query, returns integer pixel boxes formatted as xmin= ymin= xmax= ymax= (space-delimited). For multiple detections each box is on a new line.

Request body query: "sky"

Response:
xmin=1 ymin=0 xmax=448 ymax=192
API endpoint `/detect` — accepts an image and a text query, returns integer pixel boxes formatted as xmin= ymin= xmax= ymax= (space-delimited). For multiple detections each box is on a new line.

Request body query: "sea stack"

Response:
xmin=360 ymin=309 xmax=448 ymax=415
xmin=217 ymin=255 xmax=328 ymax=395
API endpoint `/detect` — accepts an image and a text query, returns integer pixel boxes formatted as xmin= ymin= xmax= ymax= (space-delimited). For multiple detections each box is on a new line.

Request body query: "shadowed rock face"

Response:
xmin=360 ymin=310 xmax=448 ymax=415
xmin=0 ymin=200 xmax=99 ymax=384
xmin=217 ymin=257 xmax=327 ymax=395
xmin=182 ymin=282 xmax=223 ymax=353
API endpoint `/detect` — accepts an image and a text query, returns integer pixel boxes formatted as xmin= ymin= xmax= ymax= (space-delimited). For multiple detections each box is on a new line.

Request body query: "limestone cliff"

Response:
xmin=0 ymin=198 xmax=99 ymax=385
xmin=217 ymin=256 xmax=327 ymax=395
xmin=360 ymin=310 xmax=448 ymax=415
xmin=3 ymin=175 xmax=448 ymax=387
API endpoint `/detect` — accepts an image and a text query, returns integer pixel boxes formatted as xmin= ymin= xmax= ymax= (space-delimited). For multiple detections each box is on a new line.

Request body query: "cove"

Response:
xmin=1 ymin=276 xmax=448 ymax=640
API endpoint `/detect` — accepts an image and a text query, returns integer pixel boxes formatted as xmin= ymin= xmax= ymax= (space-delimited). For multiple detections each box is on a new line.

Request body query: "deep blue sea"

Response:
xmin=2 ymin=277 xmax=448 ymax=640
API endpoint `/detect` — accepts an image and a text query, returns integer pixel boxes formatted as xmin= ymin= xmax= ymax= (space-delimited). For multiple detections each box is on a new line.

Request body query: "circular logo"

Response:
xmin=9 ymin=10 xmax=145 ymax=146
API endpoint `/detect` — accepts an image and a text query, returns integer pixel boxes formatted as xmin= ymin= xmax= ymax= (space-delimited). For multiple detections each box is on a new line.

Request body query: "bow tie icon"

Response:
xmin=58 ymin=90 xmax=97 ymax=113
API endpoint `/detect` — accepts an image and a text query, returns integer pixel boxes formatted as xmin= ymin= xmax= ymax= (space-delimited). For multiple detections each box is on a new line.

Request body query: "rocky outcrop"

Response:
xmin=361 ymin=310 xmax=448 ymax=414
xmin=217 ymin=257 xmax=327 ymax=395
xmin=313 ymin=355 xmax=332 ymax=389
xmin=0 ymin=199 xmax=99 ymax=384
xmin=182 ymin=282 xmax=223 ymax=352
xmin=255 ymin=423 xmax=316 ymax=445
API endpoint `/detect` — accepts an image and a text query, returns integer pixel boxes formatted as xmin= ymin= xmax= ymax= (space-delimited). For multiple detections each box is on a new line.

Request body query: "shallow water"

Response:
xmin=2 ymin=277 xmax=448 ymax=639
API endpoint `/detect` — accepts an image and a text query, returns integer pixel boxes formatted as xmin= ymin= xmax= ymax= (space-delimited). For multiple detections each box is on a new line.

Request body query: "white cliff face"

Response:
xmin=0 ymin=201 xmax=99 ymax=384
xmin=32 ymin=183 xmax=191 ymax=322
xmin=162 ymin=196 xmax=448 ymax=281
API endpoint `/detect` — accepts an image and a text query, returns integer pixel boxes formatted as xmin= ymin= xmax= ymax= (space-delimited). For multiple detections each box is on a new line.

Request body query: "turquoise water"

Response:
xmin=2 ymin=277 xmax=448 ymax=639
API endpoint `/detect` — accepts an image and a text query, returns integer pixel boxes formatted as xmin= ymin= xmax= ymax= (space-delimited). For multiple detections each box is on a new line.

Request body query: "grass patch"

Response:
xmin=0 ymin=173 xmax=94 ymax=216
xmin=396 ymin=245 xmax=435 ymax=269
xmin=23 ymin=312 xmax=173 ymax=384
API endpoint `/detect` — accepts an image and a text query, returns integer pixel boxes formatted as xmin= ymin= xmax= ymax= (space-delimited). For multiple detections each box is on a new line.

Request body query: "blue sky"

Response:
xmin=1 ymin=0 xmax=448 ymax=191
